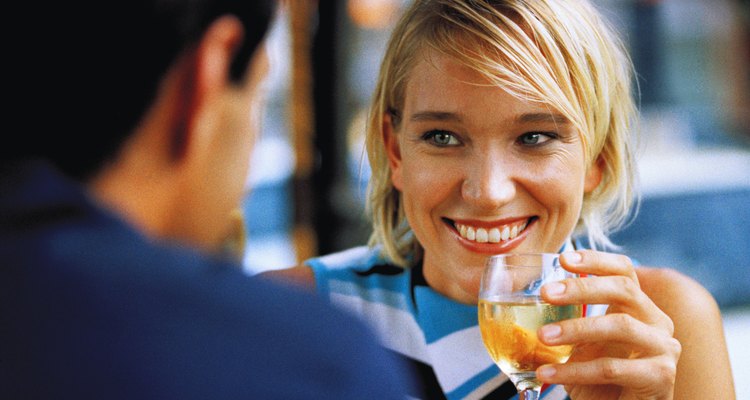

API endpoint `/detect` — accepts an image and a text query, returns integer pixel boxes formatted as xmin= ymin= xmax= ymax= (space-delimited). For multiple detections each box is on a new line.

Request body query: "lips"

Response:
xmin=446 ymin=217 xmax=536 ymax=244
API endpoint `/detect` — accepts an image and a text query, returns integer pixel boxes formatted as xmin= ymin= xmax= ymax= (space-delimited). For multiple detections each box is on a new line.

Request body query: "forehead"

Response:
xmin=402 ymin=50 xmax=557 ymax=120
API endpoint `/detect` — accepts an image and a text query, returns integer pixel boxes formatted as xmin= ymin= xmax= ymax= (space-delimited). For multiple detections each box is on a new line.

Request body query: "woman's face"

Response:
xmin=384 ymin=50 xmax=602 ymax=304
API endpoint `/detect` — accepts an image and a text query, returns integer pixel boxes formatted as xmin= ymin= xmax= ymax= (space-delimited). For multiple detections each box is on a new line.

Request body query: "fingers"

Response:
xmin=538 ymin=314 xmax=680 ymax=357
xmin=543 ymin=274 xmax=644 ymax=307
xmin=537 ymin=250 xmax=681 ymax=397
xmin=535 ymin=313 xmax=681 ymax=396
xmin=560 ymin=250 xmax=639 ymax=283
xmin=537 ymin=355 xmax=678 ymax=392
xmin=542 ymin=274 xmax=671 ymax=329
xmin=543 ymin=252 xmax=673 ymax=330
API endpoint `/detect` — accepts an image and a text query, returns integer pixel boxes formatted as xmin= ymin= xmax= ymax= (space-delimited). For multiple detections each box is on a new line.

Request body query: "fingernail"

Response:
xmin=537 ymin=365 xmax=556 ymax=380
xmin=563 ymin=251 xmax=582 ymax=265
xmin=540 ymin=324 xmax=562 ymax=341
xmin=544 ymin=282 xmax=566 ymax=297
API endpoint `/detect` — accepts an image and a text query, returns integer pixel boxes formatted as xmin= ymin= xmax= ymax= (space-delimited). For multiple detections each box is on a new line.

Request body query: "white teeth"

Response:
xmin=488 ymin=228 xmax=501 ymax=243
xmin=455 ymin=220 xmax=529 ymax=243
xmin=501 ymin=226 xmax=510 ymax=241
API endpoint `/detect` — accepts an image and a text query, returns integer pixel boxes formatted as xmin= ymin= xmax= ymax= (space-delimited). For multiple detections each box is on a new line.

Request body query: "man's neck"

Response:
xmin=87 ymin=132 xmax=179 ymax=243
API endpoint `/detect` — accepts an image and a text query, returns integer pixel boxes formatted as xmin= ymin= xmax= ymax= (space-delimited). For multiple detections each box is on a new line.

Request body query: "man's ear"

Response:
xmin=175 ymin=16 xmax=245 ymax=160
xmin=382 ymin=113 xmax=404 ymax=190
xmin=193 ymin=16 xmax=245 ymax=99
xmin=584 ymin=155 xmax=604 ymax=193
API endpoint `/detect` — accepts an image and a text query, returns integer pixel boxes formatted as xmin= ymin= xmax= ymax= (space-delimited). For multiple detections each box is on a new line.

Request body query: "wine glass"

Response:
xmin=478 ymin=253 xmax=581 ymax=400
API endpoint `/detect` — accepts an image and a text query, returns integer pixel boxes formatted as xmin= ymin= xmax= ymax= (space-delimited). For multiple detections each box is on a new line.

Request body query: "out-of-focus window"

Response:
xmin=242 ymin=11 xmax=296 ymax=274
xmin=594 ymin=0 xmax=750 ymax=309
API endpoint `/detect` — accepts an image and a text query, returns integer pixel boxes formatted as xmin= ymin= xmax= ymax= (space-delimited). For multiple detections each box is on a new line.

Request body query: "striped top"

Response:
xmin=305 ymin=244 xmax=591 ymax=400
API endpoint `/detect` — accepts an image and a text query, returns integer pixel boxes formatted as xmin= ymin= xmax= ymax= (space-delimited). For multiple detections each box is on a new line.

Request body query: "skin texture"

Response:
xmin=264 ymin=50 xmax=735 ymax=400
xmin=90 ymin=16 xmax=269 ymax=254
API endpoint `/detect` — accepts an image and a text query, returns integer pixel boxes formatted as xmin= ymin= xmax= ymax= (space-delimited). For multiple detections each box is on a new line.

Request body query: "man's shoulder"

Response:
xmin=0 ymin=163 xmax=415 ymax=398
xmin=3 ymin=231 xmax=413 ymax=399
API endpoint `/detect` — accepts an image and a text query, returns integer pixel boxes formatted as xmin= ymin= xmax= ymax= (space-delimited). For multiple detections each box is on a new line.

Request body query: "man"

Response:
xmin=1 ymin=1 xmax=415 ymax=398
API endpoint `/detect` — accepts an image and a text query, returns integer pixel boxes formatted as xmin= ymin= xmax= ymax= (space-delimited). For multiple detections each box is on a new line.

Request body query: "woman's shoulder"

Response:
xmin=259 ymin=265 xmax=316 ymax=288
xmin=635 ymin=266 xmax=735 ymax=397
xmin=636 ymin=266 xmax=721 ymax=323
xmin=305 ymin=245 xmax=385 ymax=271
xmin=636 ymin=267 xmax=716 ymax=304
xmin=258 ymin=245 xmax=389 ymax=289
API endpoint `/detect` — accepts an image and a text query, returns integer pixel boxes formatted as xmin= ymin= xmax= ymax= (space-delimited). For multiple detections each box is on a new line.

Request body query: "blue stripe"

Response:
xmin=414 ymin=286 xmax=477 ymax=343
xmin=307 ymin=257 xmax=332 ymax=300
xmin=445 ymin=364 xmax=502 ymax=399
xmin=540 ymin=384 xmax=566 ymax=399
xmin=308 ymin=253 xmax=410 ymax=290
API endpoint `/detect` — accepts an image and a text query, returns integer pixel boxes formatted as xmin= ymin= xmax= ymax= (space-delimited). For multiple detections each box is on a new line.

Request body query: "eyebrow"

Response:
xmin=516 ymin=112 xmax=570 ymax=124
xmin=407 ymin=110 xmax=570 ymax=125
xmin=409 ymin=111 xmax=462 ymax=123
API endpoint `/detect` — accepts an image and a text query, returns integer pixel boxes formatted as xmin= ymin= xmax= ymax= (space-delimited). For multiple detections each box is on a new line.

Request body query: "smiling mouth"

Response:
xmin=445 ymin=217 xmax=536 ymax=244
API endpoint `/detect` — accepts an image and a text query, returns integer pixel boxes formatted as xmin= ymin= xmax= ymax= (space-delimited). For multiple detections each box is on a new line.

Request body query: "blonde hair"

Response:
xmin=366 ymin=0 xmax=639 ymax=267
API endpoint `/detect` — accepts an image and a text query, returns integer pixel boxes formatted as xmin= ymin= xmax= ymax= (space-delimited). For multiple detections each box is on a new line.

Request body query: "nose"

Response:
xmin=461 ymin=152 xmax=516 ymax=209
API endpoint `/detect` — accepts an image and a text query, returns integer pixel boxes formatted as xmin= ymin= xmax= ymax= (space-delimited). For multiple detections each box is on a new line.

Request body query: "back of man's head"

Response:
xmin=7 ymin=0 xmax=275 ymax=181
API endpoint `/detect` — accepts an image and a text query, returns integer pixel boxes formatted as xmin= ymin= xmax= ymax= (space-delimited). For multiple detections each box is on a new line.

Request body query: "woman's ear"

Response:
xmin=382 ymin=113 xmax=403 ymax=190
xmin=584 ymin=155 xmax=605 ymax=193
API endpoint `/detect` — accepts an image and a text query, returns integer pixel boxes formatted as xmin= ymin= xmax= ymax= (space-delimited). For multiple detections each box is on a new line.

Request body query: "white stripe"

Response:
xmin=562 ymin=239 xmax=575 ymax=252
xmin=332 ymin=292 xmax=509 ymax=397
xmin=426 ymin=326 xmax=496 ymax=393
xmin=586 ymin=303 xmax=608 ymax=317
xmin=329 ymin=280 xmax=409 ymax=310
xmin=330 ymin=292 xmax=431 ymax=363
xmin=312 ymin=246 xmax=373 ymax=270
xmin=541 ymin=384 xmax=569 ymax=399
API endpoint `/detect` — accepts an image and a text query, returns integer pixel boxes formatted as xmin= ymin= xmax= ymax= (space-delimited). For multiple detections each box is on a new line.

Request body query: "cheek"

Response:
xmin=206 ymin=113 xmax=255 ymax=244
xmin=533 ymin=156 xmax=587 ymax=223
xmin=535 ymin=150 xmax=586 ymax=193
xmin=400 ymin=158 xmax=457 ymax=209
xmin=398 ymin=158 xmax=464 ymax=254
xmin=539 ymin=168 xmax=584 ymax=203
xmin=216 ymin=142 xmax=250 ymax=201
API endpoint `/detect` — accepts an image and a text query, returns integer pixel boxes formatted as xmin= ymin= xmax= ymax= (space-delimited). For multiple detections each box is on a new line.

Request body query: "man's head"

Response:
xmin=10 ymin=0 xmax=275 ymax=180
xmin=9 ymin=0 xmax=276 ymax=254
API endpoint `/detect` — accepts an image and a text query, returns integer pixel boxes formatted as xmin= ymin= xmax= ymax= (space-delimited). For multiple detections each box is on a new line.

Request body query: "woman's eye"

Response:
xmin=423 ymin=130 xmax=460 ymax=146
xmin=518 ymin=132 xmax=556 ymax=146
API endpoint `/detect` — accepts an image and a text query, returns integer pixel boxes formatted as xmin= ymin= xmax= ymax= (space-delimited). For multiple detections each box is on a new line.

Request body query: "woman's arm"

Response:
xmin=258 ymin=265 xmax=316 ymax=289
xmin=637 ymin=267 xmax=735 ymax=399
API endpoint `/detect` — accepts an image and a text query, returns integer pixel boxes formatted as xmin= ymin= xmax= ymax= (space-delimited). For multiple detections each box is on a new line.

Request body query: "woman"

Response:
xmin=265 ymin=0 xmax=734 ymax=398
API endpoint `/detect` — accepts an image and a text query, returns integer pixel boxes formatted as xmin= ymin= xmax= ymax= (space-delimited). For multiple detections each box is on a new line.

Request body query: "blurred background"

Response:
xmin=242 ymin=0 xmax=749 ymax=395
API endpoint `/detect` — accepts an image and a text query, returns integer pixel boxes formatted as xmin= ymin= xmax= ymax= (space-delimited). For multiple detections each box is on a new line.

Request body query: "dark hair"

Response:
xmin=6 ymin=0 xmax=276 ymax=180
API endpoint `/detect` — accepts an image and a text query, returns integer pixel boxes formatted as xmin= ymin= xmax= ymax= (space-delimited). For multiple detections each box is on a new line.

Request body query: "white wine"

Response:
xmin=478 ymin=299 xmax=581 ymax=386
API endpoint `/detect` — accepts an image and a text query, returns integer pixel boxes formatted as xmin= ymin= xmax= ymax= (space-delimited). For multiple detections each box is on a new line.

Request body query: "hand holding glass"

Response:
xmin=478 ymin=253 xmax=581 ymax=400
